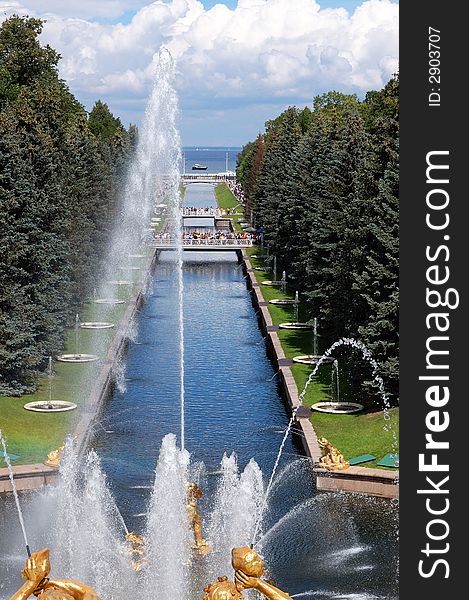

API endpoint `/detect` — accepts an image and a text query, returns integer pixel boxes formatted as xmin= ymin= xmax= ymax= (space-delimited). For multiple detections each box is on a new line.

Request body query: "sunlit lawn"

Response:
xmin=0 ymin=252 xmax=151 ymax=466
xmin=247 ymin=245 xmax=399 ymax=468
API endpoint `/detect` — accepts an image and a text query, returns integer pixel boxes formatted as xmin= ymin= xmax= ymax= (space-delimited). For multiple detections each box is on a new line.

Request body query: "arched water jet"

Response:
xmin=251 ymin=338 xmax=398 ymax=547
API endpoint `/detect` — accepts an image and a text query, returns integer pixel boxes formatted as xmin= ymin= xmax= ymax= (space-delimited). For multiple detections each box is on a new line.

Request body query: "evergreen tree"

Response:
xmin=0 ymin=16 xmax=132 ymax=394
xmin=253 ymin=108 xmax=301 ymax=257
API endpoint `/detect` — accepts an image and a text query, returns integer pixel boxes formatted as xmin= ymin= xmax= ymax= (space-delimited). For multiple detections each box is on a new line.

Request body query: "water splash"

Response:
xmin=143 ymin=433 xmax=191 ymax=598
xmin=206 ymin=453 xmax=264 ymax=582
xmin=47 ymin=438 xmax=136 ymax=598
xmin=112 ymin=356 xmax=127 ymax=394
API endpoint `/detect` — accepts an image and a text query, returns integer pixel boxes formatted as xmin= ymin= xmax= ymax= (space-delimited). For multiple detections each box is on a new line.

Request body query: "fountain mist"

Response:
xmin=144 ymin=434 xmax=191 ymax=598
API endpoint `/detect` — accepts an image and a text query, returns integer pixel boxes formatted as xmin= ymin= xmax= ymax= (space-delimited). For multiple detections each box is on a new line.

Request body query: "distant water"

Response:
xmin=181 ymin=147 xmax=241 ymax=174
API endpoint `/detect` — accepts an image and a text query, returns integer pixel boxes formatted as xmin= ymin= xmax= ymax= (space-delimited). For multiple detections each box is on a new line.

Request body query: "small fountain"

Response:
xmin=24 ymin=357 xmax=77 ymax=413
xmin=57 ymin=314 xmax=99 ymax=363
xmin=279 ymin=291 xmax=313 ymax=330
xmin=251 ymin=243 xmax=269 ymax=260
xmin=262 ymin=257 xmax=284 ymax=286
xmin=80 ymin=322 xmax=114 ymax=330
xmin=94 ymin=298 xmax=125 ymax=304
xmin=292 ymin=317 xmax=334 ymax=363
xmin=311 ymin=359 xmax=364 ymax=414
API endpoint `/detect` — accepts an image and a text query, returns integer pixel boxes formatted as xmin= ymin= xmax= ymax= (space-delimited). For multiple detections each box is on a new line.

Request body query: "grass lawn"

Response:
xmin=0 ymin=251 xmax=152 ymax=466
xmin=246 ymin=246 xmax=399 ymax=469
xmin=214 ymin=183 xmax=245 ymax=232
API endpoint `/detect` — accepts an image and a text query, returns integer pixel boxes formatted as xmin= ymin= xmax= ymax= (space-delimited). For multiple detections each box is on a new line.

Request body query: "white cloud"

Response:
xmin=0 ymin=0 xmax=398 ymax=143
xmin=11 ymin=0 xmax=151 ymax=20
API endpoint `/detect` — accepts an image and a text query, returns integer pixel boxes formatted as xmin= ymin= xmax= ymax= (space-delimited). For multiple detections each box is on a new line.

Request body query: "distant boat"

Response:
xmin=192 ymin=163 xmax=208 ymax=170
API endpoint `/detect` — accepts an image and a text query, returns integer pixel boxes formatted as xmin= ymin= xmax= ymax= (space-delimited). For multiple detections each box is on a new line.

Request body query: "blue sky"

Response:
xmin=2 ymin=1 xmax=399 ymax=145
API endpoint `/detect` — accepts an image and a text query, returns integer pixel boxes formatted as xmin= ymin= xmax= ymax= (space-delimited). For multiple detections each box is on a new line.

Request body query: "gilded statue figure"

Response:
xmin=10 ymin=548 xmax=100 ymax=600
xmin=317 ymin=437 xmax=349 ymax=470
xmin=44 ymin=445 xmax=65 ymax=468
xmin=203 ymin=546 xmax=291 ymax=600
xmin=186 ymin=482 xmax=211 ymax=554
xmin=124 ymin=531 xmax=146 ymax=572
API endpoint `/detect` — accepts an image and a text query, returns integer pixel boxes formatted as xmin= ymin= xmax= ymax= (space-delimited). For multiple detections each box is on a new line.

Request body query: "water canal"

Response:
xmin=0 ymin=183 xmax=398 ymax=599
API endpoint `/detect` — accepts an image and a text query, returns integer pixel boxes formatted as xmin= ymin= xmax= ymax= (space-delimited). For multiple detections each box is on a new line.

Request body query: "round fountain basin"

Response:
xmin=311 ymin=402 xmax=364 ymax=414
xmin=24 ymin=400 xmax=77 ymax=413
xmin=80 ymin=322 xmax=114 ymax=329
xmin=292 ymin=355 xmax=336 ymax=365
xmin=94 ymin=298 xmax=125 ymax=304
xmin=57 ymin=354 xmax=99 ymax=363
xmin=269 ymin=299 xmax=297 ymax=305
xmin=279 ymin=322 xmax=313 ymax=330
xmin=108 ymin=280 xmax=132 ymax=285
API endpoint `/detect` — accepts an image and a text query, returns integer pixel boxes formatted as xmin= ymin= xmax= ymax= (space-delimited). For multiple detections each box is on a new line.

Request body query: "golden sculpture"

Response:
xmin=44 ymin=445 xmax=65 ymax=468
xmin=187 ymin=482 xmax=211 ymax=554
xmin=124 ymin=532 xmax=146 ymax=572
xmin=203 ymin=546 xmax=292 ymax=600
xmin=10 ymin=548 xmax=100 ymax=600
xmin=317 ymin=437 xmax=349 ymax=470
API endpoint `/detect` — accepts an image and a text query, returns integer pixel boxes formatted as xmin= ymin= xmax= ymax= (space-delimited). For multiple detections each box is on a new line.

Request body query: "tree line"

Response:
xmin=237 ymin=78 xmax=399 ymax=401
xmin=0 ymin=16 xmax=136 ymax=395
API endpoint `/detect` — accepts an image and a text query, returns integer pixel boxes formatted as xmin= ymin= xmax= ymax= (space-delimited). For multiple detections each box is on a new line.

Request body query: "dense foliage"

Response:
xmin=0 ymin=16 xmax=134 ymax=395
xmin=237 ymin=78 xmax=399 ymax=400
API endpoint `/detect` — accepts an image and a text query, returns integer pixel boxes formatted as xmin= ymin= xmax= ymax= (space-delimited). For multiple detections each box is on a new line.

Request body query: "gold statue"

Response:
xmin=203 ymin=576 xmax=243 ymax=600
xmin=44 ymin=445 xmax=65 ymax=468
xmin=124 ymin=532 xmax=146 ymax=572
xmin=10 ymin=548 xmax=100 ymax=600
xmin=317 ymin=437 xmax=349 ymax=470
xmin=203 ymin=546 xmax=292 ymax=600
xmin=186 ymin=482 xmax=211 ymax=554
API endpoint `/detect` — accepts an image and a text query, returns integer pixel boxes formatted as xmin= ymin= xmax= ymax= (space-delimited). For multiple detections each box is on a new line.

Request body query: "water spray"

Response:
xmin=0 ymin=430 xmax=32 ymax=557
xmin=251 ymin=337 xmax=397 ymax=547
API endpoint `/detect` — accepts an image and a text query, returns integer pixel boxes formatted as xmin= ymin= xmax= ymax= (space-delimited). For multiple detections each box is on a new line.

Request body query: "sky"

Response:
xmin=0 ymin=1 xmax=399 ymax=146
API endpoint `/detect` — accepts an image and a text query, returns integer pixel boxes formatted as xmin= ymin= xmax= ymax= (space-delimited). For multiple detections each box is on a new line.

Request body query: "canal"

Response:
xmin=93 ymin=182 xmax=398 ymax=598
xmin=0 ymin=183 xmax=398 ymax=599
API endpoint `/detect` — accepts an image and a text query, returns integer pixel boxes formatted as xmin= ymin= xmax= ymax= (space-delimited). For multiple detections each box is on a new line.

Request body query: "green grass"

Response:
xmin=214 ymin=183 xmax=245 ymax=232
xmin=247 ymin=245 xmax=399 ymax=468
xmin=0 ymin=252 xmax=152 ymax=466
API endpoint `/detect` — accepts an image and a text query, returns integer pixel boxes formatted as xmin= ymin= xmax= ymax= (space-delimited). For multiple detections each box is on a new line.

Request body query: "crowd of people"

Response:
xmin=225 ymin=179 xmax=246 ymax=205
xmin=182 ymin=207 xmax=226 ymax=216
xmin=152 ymin=230 xmax=259 ymax=243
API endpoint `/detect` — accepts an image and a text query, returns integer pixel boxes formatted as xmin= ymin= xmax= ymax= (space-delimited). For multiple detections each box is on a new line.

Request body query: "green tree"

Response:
xmin=88 ymin=100 xmax=124 ymax=141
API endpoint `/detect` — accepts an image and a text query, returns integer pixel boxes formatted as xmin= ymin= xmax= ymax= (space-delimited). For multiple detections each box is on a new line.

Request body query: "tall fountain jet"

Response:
xmin=100 ymin=47 xmax=181 ymax=292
